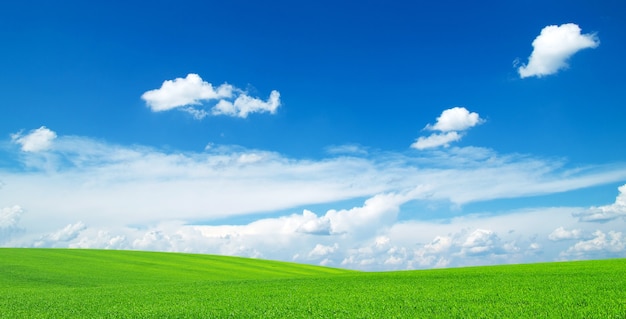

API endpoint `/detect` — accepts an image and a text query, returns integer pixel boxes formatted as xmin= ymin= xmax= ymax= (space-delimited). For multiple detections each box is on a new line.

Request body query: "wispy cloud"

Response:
xmin=4 ymin=128 xmax=393 ymax=226
xmin=325 ymin=144 xmax=368 ymax=156
xmin=6 ymin=127 xmax=626 ymax=226
xmin=518 ymin=23 xmax=599 ymax=78
xmin=411 ymin=132 xmax=462 ymax=150
xmin=141 ymin=73 xmax=281 ymax=119
xmin=3 ymin=127 xmax=626 ymax=269
xmin=411 ymin=107 xmax=483 ymax=150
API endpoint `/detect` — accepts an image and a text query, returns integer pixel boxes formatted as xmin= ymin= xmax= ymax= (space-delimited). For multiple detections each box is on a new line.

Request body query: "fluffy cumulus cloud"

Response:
xmin=141 ymin=73 xmax=281 ymax=119
xmin=460 ymin=229 xmax=503 ymax=256
xmin=2 ymin=127 xmax=626 ymax=269
xmin=340 ymin=215 xmax=530 ymax=270
xmin=518 ymin=23 xmax=599 ymax=78
xmin=296 ymin=210 xmax=332 ymax=235
xmin=141 ymin=73 xmax=233 ymax=111
xmin=412 ymin=236 xmax=453 ymax=268
xmin=33 ymin=222 xmax=87 ymax=248
xmin=4 ymin=187 xmax=626 ymax=269
xmin=548 ymin=226 xmax=582 ymax=241
xmin=561 ymin=230 xmax=625 ymax=259
xmin=322 ymin=189 xmax=428 ymax=236
xmin=411 ymin=107 xmax=483 ymax=150
xmin=425 ymin=107 xmax=483 ymax=132
xmin=11 ymin=126 xmax=57 ymax=152
xmin=574 ymin=184 xmax=626 ymax=222
xmin=181 ymin=188 xmax=427 ymax=264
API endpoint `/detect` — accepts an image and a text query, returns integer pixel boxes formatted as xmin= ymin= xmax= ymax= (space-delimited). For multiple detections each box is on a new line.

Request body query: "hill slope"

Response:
xmin=1 ymin=248 xmax=625 ymax=318
xmin=0 ymin=248 xmax=353 ymax=288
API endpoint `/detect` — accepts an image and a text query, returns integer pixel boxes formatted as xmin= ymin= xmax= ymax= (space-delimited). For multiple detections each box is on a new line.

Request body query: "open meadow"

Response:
xmin=1 ymin=248 xmax=624 ymax=318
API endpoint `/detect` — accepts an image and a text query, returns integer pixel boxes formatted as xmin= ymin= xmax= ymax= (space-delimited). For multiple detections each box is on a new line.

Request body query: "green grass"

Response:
xmin=1 ymin=248 xmax=625 ymax=318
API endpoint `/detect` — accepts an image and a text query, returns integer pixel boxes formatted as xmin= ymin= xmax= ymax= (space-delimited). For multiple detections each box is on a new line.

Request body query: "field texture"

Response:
xmin=1 ymin=248 xmax=624 ymax=318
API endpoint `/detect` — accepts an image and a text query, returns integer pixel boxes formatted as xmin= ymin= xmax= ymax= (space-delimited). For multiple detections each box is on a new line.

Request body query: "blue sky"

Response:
xmin=1 ymin=0 xmax=626 ymax=270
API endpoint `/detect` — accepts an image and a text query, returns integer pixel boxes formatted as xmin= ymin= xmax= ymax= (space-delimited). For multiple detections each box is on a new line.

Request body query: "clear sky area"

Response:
xmin=1 ymin=0 xmax=625 ymax=269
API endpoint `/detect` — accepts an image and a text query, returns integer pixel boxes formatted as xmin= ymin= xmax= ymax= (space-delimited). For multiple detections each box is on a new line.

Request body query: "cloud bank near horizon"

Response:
xmin=3 ymin=186 xmax=625 ymax=270
xmin=2 ymin=125 xmax=626 ymax=269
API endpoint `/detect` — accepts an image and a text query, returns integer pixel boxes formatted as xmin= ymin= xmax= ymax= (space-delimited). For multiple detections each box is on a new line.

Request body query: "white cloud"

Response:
xmin=3 ymin=129 xmax=626 ymax=269
xmin=423 ymin=236 xmax=452 ymax=254
xmin=296 ymin=210 xmax=332 ymax=235
xmin=324 ymin=187 xmax=429 ymax=237
xmin=561 ymin=230 xmax=625 ymax=258
xmin=141 ymin=73 xmax=280 ymax=119
xmin=460 ymin=229 xmax=502 ymax=256
xmin=3 ymin=130 xmax=626 ymax=228
xmin=574 ymin=184 xmax=626 ymax=222
xmin=340 ymin=224 xmax=521 ymax=270
xmin=33 ymin=222 xmax=86 ymax=247
xmin=374 ymin=236 xmax=391 ymax=248
xmin=411 ymin=132 xmax=462 ymax=150
xmin=181 ymin=107 xmax=210 ymax=120
xmin=141 ymin=73 xmax=233 ymax=111
xmin=336 ymin=205 xmax=583 ymax=270
xmin=69 ymin=230 xmax=127 ymax=250
xmin=308 ymin=243 xmax=338 ymax=258
xmin=425 ymin=107 xmax=484 ymax=132
xmin=518 ymin=23 xmax=599 ymax=78
xmin=384 ymin=255 xmax=405 ymax=265
xmin=0 ymin=205 xmax=24 ymax=244
xmin=319 ymin=258 xmax=333 ymax=266
xmin=0 ymin=205 xmax=22 ymax=229
xmin=4 ymin=194 xmax=625 ymax=270
xmin=133 ymin=230 xmax=177 ymax=251
xmin=412 ymin=107 xmax=483 ymax=150
xmin=212 ymin=90 xmax=280 ymax=118
xmin=386 ymin=207 xmax=584 ymax=269
xmin=0 ymin=136 xmax=398 ymax=226
xmin=548 ymin=226 xmax=582 ymax=241
xmin=190 ymin=188 xmax=425 ymax=250
xmin=412 ymin=236 xmax=453 ymax=268
xmin=4 ymin=133 xmax=626 ymax=237
xmin=11 ymin=126 xmax=57 ymax=152
xmin=325 ymin=144 xmax=368 ymax=156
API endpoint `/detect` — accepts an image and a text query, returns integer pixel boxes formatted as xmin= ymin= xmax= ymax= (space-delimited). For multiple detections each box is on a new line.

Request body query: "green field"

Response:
xmin=1 ymin=248 xmax=624 ymax=318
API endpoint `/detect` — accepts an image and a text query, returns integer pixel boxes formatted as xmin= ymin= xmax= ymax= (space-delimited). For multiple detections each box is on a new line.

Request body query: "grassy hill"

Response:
xmin=1 ymin=248 xmax=624 ymax=318
xmin=0 ymin=248 xmax=352 ymax=287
